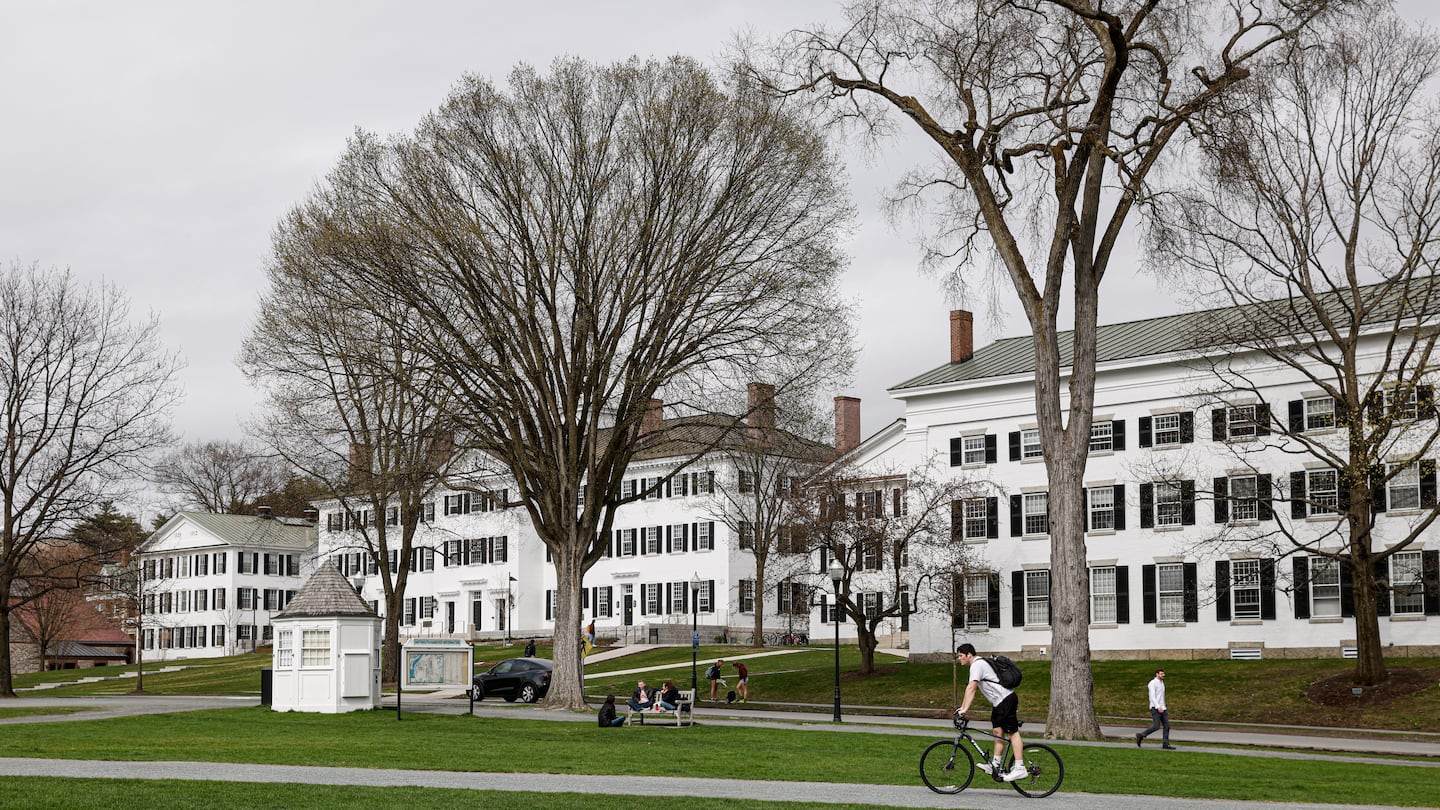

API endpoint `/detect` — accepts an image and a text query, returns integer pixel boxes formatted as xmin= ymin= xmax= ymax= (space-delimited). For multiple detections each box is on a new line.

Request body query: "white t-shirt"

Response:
xmin=969 ymin=658 xmax=1014 ymax=706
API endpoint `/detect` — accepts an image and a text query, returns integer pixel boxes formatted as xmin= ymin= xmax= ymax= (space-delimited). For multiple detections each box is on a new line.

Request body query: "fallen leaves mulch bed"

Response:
xmin=1306 ymin=667 xmax=1440 ymax=708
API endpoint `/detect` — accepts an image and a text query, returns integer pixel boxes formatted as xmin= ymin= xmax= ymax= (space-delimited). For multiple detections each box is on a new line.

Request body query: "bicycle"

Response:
xmin=919 ymin=711 xmax=1064 ymax=798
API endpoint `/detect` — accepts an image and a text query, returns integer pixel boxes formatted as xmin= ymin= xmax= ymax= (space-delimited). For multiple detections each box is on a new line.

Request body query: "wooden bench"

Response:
xmin=629 ymin=689 xmax=695 ymax=727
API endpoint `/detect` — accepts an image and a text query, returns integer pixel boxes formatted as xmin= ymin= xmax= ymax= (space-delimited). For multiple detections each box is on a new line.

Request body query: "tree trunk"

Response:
xmin=856 ymin=618 xmax=878 ymax=675
xmin=752 ymin=556 xmax=766 ymax=647
xmin=542 ymin=542 xmax=588 ymax=710
xmin=1043 ymin=460 xmax=1100 ymax=739
xmin=0 ymin=602 xmax=14 ymax=696
xmin=382 ymin=593 xmax=402 ymax=686
xmin=1348 ymin=535 xmax=1389 ymax=686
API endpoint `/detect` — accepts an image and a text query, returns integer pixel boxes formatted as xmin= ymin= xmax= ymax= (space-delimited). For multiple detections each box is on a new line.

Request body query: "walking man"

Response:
xmin=1136 ymin=668 xmax=1176 ymax=749
xmin=955 ymin=643 xmax=1028 ymax=782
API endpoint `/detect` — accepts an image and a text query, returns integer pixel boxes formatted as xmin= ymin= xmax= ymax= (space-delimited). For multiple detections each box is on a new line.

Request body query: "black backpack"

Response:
xmin=984 ymin=655 xmax=1023 ymax=689
xmin=705 ymin=664 xmax=720 ymax=680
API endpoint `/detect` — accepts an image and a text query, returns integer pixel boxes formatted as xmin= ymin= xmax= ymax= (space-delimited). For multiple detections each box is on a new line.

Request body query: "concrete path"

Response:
xmin=0 ymin=757 xmax=1405 ymax=810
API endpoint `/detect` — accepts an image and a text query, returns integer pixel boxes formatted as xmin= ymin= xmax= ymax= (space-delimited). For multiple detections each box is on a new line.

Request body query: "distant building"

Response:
xmin=137 ymin=510 xmax=317 ymax=660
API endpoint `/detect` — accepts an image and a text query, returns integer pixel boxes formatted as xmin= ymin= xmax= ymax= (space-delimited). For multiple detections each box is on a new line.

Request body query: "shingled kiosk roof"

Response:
xmin=274 ymin=561 xmax=377 ymax=619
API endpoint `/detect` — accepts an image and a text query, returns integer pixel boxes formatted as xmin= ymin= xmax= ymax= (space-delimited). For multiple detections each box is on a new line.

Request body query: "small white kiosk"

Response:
xmin=270 ymin=561 xmax=382 ymax=713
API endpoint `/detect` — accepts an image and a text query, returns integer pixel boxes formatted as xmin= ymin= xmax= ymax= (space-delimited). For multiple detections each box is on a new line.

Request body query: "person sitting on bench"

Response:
xmin=626 ymin=680 xmax=656 ymax=713
xmin=656 ymin=680 xmax=681 ymax=711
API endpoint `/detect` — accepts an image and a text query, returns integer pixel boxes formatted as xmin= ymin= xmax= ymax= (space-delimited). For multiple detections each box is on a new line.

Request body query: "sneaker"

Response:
xmin=977 ymin=759 xmax=1002 ymax=775
xmin=1003 ymin=763 xmax=1030 ymax=782
xmin=1134 ymin=733 xmax=1143 ymax=748
xmin=1162 ymin=744 xmax=1177 ymax=750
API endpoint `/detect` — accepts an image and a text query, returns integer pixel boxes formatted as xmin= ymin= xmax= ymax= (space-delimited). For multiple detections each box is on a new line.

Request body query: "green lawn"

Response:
xmin=0 ymin=708 xmax=1433 ymax=806
xmin=0 ymin=705 xmax=93 ymax=719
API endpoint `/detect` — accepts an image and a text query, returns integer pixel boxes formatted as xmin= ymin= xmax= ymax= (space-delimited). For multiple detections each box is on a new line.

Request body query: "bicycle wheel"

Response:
xmin=919 ymin=739 xmax=975 ymax=794
xmin=1007 ymin=743 xmax=1063 ymax=798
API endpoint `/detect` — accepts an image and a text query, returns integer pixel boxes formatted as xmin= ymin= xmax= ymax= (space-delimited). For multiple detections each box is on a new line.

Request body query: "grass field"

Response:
xmin=0 ymin=705 xmax=93 ymax=719
xmin=14 ymin=642 xmax=1440 ymax=731
xmin=0 ymin=708 xmax=1433 ymax=806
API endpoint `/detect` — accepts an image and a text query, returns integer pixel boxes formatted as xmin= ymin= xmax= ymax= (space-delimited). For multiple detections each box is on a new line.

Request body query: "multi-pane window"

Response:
xmin=1231 ymin=559 xmax=1261 ymax=619
xmin=237 ymin=588 xmax=257 ymax=610
xmin=693 ymin=522 xmax=713 ymax=551
xmin=962 ymin=435 xmax=988 ymax=465
xmin=1304 ymin=397 xmax=1335 ymax=430
xmin=1229 ymin=476 xmax=1258 ymax=522
xmin=301 ymin=629 xmax=330 ymax=667
xmin=1386 ymin=388 xmax=1419 ymax=422
xmin=1391 ymin=552 xmax=1424 ymax=615
xmin=1024 ymin=570 xmax=1050 ymax=626
xmin=1227 ymin=404 xmax=1258 ymax=440
xmin=962 ymin=499 xmax=988 ymax=540
xmin=1020 ymin=429 xmax=1042 ymax=460
xmin=1157 ymin=563 xmax=1185 ymax=623
xmin=1087 ymin=487 xmax=1114 ymax=531
xmin=619 ymin=528 xmax=637 ymax=556
xmin=1153 ymin=413 xmax=1181 ymax=446
xmin=739 ymin=579 xmax=755 ymax=613
xmin=861 ymin=592 xmax=881 ymax=619
xmin=1023 ymin=493 xmax=1049 ymax=536
xmin=669 ymin=581 xmax=688 ymax=614
xmin=1090 ymin=566 xmax=1116 ymax=624
xmin=643 ymin=583 xmax=661 ymax=614
xmin=1154 ymin=482 xmax=1182 ymax=527
xmin=738 ymin=470 xmax=755 ymax=494
xmin=213 ymin=588 xmax=226 ymax=610
xmin=276 ymin=630 xmax=293 ymax=668
xmin=643 ymin=527 xmax=662 ymax=555
xmin=1089 ymin=421 xmax=1113 ymax=452
xmin=595 ymin=586 xmax=613 ymax=618
xmin=1308 ymin=470 xmax=1338 ymax=514
xmin=964 ymin=574 xmax=990 ymax=628
xmin=697 ymin=580 xmax=713 ymax=613
xmin=1310 ymin=558 xmax=1341 ymax=618
xmin=1388 ymin=462 xmax=1421 ymax=510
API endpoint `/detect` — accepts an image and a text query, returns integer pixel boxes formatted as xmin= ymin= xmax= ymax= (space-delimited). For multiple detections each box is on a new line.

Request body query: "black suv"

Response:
xmin=468 ymin=657 xmax=552 ymax=703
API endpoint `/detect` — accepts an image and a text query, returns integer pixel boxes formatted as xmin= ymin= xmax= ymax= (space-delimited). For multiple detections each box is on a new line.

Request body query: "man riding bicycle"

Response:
xmin=955 ymin=643 xmax=1027 ymax=782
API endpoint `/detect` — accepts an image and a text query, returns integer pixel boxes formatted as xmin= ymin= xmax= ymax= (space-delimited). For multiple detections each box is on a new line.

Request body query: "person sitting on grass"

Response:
xmin=597 ymin=694 xmax=625 ymax=728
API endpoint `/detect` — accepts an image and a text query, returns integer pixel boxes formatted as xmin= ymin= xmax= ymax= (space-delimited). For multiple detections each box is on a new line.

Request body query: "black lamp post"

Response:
xmin=506 ymin=576 xmax=517 ymax=644
xmin=829 ymin=558 xmax=844 ymax=723
xmin=690 ymin=573 xmax=701 ymax=692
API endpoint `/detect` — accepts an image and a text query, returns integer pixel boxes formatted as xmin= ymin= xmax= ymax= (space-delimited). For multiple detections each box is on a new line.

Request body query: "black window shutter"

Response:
xmin=705 ymin=580 xmax=715 ymax=613
xmin=665 ymin=583 xmax=673 ymax=614
xmin=1337 ymin=471 xmax=1351 ymax=511
xmin=1009 ymin=495 xmax=1022 ymax=537
xmin=1215 ymin=561 xmax=1231 ymax=621
xmin=1422 ymin=550 xmax=1440 ymax=616
xmin=1138 ymin=416 xmax=1153 ymax=448
xmin=986 ymin=497 xmax=999 ymax=539
xmin=1213 ymin=477 xmax=1229 ymax=524
xmin=1010 ymin=571 xmax=1026 ymax=626
xmin=1255 ymin=402 xmax=1271 ymax=436
xmin=1139 ymin=484 xmax=1154 ymax=529
xmin=1180 ymin=411 xmax=1195 ymax=443
xmin=1112 ymin=420 xmax=1126 ymax=451
xmin=1365 ymin=390 xmax=1384 ymax=423
xmin=1371 ymin=467 xmax=1388 ymax=513
xmin=1291 ymin=471 xmax=1308 ymax=519
xmin=987 ymin=574 xmax=1001 ymax=627
xmin=1288 ymin=399 xmax=1305 ymax=433
xmin=1211 ymin=408 xmax=1228 ymax=441
xmin=1260 ymin=559 xmax=1277 ymax=620
xmin=1183 ymin=562 xmax=1199 ymax=623
xmin=1340 ymin=560 xmax=1355 ymax=617
xmin=1008 ymin=431 xmax=1021 ymax=461
xmin=1083 ymin=488 xmax=1090 ymax=531
xmin=1420 ymin=460 xmax=1437 ymax=509
xmin=1141 ymin=565 xmax=1157 ymax=624
xmin=1115 ymin=565 xmax=1130 ymax=624
xmin=950 ymin=500 xmax=963 ymax=540
xmin=1181 ymin=480 xmax=1196 ymax=526
xmin=1258 ymin=474 xmax=1274 ymax=521
xmin=949 ymin=437 xmax=963 ymax=467
xmin=1112 ymin=485 xmax=1126 ymax=530
xmin=1293 ymin=557 xmax=1311 ymax=619
xmin=985 ymin=434 xmax=998 ymax=464
xmin=1374 ymin=559 xmax=1390 ymax=618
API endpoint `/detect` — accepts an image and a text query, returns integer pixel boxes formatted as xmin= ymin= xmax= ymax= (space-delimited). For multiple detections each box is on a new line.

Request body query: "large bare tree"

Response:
xmin=0 ymin=263 xmax=179 ymax=695
xmin=754 ymin=0 xmax=1339 ymax=738
xmin=241 ymin=247 xmax=454 ymax=685
xmin=151 ymin=440 xmax=293 ymax=515
xmin=1158 ymin=12 xmax=1440 ymax=686
xmin=267 ymin=56 xmax=852 ymax=708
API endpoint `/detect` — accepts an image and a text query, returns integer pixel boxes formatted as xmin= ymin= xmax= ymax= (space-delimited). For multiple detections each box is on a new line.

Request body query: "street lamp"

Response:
xmin=690 ymin=572 xmax=701 ymax=692
xmin=829 ymin=558 xmax=844 ymax=723
xmin=506 ymin=576 xmax=517 ymax=643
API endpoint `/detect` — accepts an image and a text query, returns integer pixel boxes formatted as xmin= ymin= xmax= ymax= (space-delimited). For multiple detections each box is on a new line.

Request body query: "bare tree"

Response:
xmin=241 ymin=242 xmax=454 ymax=685
xmin=801 ymin=458 xmax=979 ymax=675
xmin=752 ymin=0 xmax=1339 ymax=738
xmin=1157 ymin=13 xmax=1440 ymax=686
xmin=0 ymin=263 xmax=180 ymax=695
xmin=267 ymin=56 xmax=853 ymax=708
xmin=151 ymin=440 xmax=293 ymax=514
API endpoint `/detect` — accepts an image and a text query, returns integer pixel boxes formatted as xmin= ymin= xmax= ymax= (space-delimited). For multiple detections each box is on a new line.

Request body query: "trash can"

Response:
xmin=260 ymin=667 xmax=273 ymax=706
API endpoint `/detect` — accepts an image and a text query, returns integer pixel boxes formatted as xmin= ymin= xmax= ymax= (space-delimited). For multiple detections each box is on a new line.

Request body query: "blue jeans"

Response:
xmin=605 ymin=717 xmax=625 ymax=727
xmin=627 ymin=700 xmax=652 ymax=712
xmin=657 ymin=701 xmax=677 ymax=711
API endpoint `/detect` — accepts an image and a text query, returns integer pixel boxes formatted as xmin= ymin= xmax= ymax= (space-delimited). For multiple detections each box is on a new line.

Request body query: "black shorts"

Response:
xmin=990 ymin=693 xmax=1020 ymax=734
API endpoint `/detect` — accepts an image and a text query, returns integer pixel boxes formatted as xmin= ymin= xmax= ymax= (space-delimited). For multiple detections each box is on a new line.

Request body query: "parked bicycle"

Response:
xmin=919 ymin=711 xmax=1064 ymax=798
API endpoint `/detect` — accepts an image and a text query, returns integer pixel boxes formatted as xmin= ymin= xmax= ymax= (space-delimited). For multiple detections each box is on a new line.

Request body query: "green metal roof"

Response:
xmin=890 ymin=277 xmax=1437 ymax=392
xmin=171 ymin=512 xmax=317 ymax=550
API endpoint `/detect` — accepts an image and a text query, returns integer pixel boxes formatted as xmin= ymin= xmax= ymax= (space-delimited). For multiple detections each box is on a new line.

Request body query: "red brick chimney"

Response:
xmin=834 ymin=396 xmax=861 ymax=456
xmin=747 ymin=382 xmax=775 ymax=430
xmin=640 ymin=398 xmax=664 ymax=436
xmin=348 ymin=442 xmax=372 ymax=486
xmin=425 ymin=429 xmax=454 ymax=473
xmin=951 ymin=310 xmax=974 ymax=364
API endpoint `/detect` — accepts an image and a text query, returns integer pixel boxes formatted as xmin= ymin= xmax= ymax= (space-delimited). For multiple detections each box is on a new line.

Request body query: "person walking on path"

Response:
xmin=1136 ymin=668 xmax=1176 ymax=749
xmin=734 ymin=661 xmax=749 ymax=703
xmin=523 ymin=639 xmax=536 ymax=658
xmin=706 ymin=659 xmax=727 ymax=701
xmin=955 ymin=643 xmax=1028 ymax=782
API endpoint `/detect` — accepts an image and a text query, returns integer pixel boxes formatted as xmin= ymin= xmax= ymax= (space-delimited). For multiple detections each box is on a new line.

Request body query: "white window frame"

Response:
xmin=1157 ymin=563 xmax=1185 ymax=623
xmin=861 ymin=591 xmax=881 ymax=620
xmin=1023 ymin=492 xmax=1049 ymax=536
xmin=643 ymin=583 xmax=661 ymax=615
xmin=1307 ymin=469 xmax=1338 ymax=515
xmin=1391 ymin=551 xmax=1424 ymax=615
xmin=1310 ymin=557 xmax=1341 ymax=618
xmin=1386 ymin=388 xmax=1419 ymax=422
xmin=301 ymin=629 xmax=331 ymax=668
xmin=1154 ymin=481 xmax=1182 ymax=527
xmin=1024 ymin=570 xmax=1050 ymax=627
xmin=962 ymin=498 xmax=988 ymax=540
xmin=1089 ymin=421 xmax=1113 ymax=453
xmin=962 ymin=435 xmax=987 ymax=465
xmin=276 ymin=629 xmax=293 ymax=668
xmin=1087 ymin=486 xmax=1114 ymax=531
xmin=1304 ymin=396 xmax=1335 ymax=431
xmin=1227 ymin=404 xmax=1258 ymax=441
xmin=739 ymin=579 xmax=755 ymax=614
xmin=1090 ymin=566 xmax=1116 ymax=624
xmin=698 ymin=580 xmax=713 ymax=613
xmin=1153 ymin=413 xmax=1181 ymax=446
xmin=1388 ymin=462 xmax=1421 ymax=510
xmin=1229 ymin=475 xmax=1258 ymax=523
xmin=1020 ymin=429 xmax=1043 ymax=460
xmin=964 ymin=574 xmax=989 ymax=628
xmin=1231 ymin=559 xmax=1261 ymax=619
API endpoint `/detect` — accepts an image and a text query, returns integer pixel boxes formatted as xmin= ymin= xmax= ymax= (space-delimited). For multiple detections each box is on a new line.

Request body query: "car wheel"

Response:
xmin=520 ymin=683 xmax=539 ymax=703
xmin=469 ymin=685 xmax=484 ymax=701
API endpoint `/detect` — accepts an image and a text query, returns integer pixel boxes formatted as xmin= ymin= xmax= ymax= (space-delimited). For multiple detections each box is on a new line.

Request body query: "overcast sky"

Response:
xmin=3 ymin=1 xmax=1434 ymax=449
